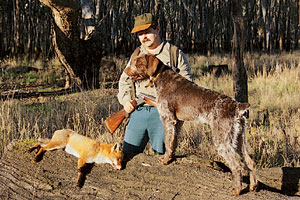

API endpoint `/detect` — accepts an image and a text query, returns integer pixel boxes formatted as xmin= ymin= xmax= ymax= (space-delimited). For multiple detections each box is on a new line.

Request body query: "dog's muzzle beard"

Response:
xmin=130 ymin=75 xmax=147 ymax=81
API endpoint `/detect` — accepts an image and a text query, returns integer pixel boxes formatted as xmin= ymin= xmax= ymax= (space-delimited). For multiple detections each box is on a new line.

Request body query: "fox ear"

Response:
xmin=112 ymin=143 xmax=122 ymax=151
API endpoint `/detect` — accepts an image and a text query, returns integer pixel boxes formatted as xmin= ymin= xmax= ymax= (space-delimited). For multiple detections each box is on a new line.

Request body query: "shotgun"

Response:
xmin=104 ymin=93 xmax=157 ymax=134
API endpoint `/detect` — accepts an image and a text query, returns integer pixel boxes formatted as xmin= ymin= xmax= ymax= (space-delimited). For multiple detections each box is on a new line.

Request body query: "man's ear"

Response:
xmin=155 ymin=25 xmax=160 ymax=34
xmin=147 ymin=55 xmax=159 ymax=76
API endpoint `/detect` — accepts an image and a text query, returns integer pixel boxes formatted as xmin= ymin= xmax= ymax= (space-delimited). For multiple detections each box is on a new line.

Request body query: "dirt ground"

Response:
xmin=0 ymin=141 xmax=299 ymax=200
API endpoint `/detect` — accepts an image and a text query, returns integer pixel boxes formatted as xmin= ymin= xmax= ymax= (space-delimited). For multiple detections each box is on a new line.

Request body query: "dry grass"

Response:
xmin=1 ymin=52 xmax=300 ymax=168
xmin=0 ymin=89 xmax=123 ymax=157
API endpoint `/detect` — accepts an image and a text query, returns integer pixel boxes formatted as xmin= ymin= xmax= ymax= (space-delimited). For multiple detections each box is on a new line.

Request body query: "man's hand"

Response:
xmin=124 ymin=100 xmax=135 ymax=113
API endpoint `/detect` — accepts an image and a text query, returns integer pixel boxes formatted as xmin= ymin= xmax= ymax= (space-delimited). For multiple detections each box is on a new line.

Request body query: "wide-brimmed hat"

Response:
xmin=131 ymin=13 xmax=156 ymax=34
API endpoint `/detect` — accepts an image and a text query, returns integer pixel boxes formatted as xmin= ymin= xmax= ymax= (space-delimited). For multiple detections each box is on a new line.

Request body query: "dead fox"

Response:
xmin=28 ymin=129 xmax=123 ymax=187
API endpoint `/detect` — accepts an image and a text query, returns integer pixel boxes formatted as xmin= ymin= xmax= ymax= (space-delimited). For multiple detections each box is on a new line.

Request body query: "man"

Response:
xmin=117 ymin=13 xmax=192 ymax=157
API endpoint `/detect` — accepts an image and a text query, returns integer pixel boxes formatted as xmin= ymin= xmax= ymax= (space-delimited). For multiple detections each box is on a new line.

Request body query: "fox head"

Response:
xmin=109 ymin=143 xmax=123 ymax=170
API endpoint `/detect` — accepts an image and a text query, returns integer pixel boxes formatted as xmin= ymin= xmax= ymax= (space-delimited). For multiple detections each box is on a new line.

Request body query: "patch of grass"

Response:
xmin=15 ymin=139 xmax=39 ymax=152
xmin=1 ymin=57 xmax=65 ymax=91
xmin=24 ymin=72 xmax=38 ymax=84
xmin=37 ymin=88 xmax=54 ymax=92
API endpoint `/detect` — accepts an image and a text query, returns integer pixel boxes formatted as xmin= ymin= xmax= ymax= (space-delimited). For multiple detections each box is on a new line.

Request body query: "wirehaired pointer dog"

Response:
xmin=124 ymin=54 xmax=258 ymax=195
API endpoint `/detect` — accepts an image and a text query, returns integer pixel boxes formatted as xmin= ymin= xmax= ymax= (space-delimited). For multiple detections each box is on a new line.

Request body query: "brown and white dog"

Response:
xmin=124 ymin=54 xmax=258 ymax=195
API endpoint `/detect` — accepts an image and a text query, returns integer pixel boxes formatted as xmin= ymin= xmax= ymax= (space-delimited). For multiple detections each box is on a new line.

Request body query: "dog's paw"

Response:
xmin=230 ymin=187 xmax=242 ymax=196
xmin=158 ymin=155 xmax=172 ymax=165
xmin=249 ymin=181 xmax=258 ymax=192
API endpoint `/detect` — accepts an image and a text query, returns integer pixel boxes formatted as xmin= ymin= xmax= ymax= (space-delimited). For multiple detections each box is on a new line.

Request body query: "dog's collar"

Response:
xmin=146 ymin=72 xmax=161 ymax=87
xmin=145 ymin=62 xmax=168 ymax=88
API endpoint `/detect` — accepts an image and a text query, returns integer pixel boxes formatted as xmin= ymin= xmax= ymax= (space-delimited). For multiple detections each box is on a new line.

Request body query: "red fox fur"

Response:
xmin=29 ymin=129 xmax=123 ymax=187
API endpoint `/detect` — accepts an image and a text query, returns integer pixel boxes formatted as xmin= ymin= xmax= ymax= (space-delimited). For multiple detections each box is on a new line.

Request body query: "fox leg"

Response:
xmin=29 ymin=143 xmax=44 ymax=162
xmin=77 ymin=158 xmax=86 ymax=188
xmin=28 ymin=144 xmax=41 ymax=153
xmin=34 ymin=141 xmax=63 ymax=162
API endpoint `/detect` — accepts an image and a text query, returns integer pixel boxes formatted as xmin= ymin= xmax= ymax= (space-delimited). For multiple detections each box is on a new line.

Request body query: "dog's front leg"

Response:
xmin=159 ymin=116 xmax=177 ymax=165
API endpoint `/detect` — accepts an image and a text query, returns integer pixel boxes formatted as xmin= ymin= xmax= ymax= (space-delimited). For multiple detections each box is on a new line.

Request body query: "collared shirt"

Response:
xmin=117 ymin=41 xmax=192 ymax=106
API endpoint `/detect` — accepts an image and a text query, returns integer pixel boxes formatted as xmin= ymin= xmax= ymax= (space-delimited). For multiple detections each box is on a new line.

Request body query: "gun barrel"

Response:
xmin=139 ymin=93 xmax=157 ymax=107
xmin=139 ymin=92 xmax=156 ymax=100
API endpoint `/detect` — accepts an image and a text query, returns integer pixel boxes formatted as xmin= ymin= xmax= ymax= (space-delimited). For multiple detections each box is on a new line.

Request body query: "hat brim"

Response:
xmin=131 ymin=24 xmax=152 ymax=33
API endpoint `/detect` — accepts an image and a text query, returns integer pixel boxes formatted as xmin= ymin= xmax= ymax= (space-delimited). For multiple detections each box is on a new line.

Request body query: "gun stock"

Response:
xmin=104 ymin=109 xmax=127 ymax=134
xmin=105 ymin=100 xmax=137 ymax=134
xmin=104 ymin=94 xmax=157 ymax=134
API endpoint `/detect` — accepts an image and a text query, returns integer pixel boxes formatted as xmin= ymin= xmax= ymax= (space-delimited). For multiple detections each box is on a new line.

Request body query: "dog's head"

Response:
xmin=124 ymin=54 xmax=160 ymax=81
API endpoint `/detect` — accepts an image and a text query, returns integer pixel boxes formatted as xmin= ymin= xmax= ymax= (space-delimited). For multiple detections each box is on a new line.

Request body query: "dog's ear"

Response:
xmin=237 ymin=102 xmax=250 ymax=111
xmin=237 ymin=102 xmax=250 ymax=118
xmin=147 ymin=54 xmax=160 ymax=76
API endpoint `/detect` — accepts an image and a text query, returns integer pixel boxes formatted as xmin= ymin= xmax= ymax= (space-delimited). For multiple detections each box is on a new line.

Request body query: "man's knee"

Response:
xmin=122 ymin=141 xmax=143 ymax=154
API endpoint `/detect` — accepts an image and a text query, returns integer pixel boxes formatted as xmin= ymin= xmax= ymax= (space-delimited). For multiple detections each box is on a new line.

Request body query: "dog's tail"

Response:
xmin=237 ymin=102 xmax=250 ymax=118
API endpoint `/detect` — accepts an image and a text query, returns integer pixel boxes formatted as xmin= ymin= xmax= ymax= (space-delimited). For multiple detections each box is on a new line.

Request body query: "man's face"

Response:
xmin=137 ymin=26 xmax=160 ymax=49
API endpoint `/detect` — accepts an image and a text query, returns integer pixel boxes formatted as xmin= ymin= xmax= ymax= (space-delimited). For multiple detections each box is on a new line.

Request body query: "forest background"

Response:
xmin=1 ymin=0 xmax=300 ymax=60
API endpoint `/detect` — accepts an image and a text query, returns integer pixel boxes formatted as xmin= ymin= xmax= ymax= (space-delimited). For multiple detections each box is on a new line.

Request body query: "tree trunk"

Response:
xmin=39 ymin=0 xmax=103 ymax=89
xmin=231 ymin=0 xmax=248 ymax=103
xmin=80 ymin=0 xmax=95 ymax=40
